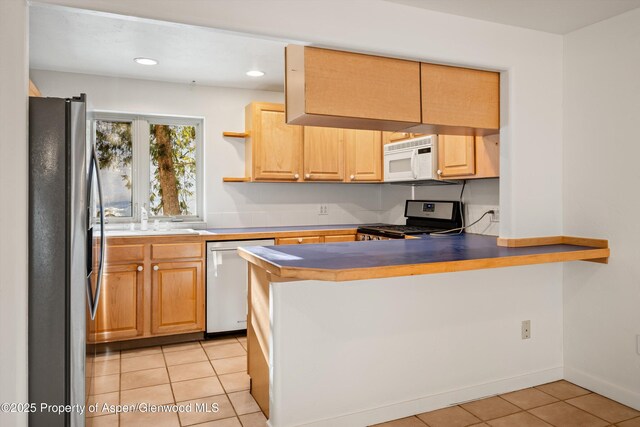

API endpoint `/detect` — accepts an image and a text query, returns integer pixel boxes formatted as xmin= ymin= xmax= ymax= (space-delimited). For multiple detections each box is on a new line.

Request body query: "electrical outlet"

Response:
xmin=491 ymin=209 xmax=500 ymax=223
xmin=318 ymin=204 xmax=329 ymax=215
xmin=522 ymin=320 xmax=531 ymax=339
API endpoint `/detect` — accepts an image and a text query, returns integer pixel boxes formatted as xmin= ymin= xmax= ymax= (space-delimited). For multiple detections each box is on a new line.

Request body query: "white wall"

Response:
xmin=0 ymin=1 xmax=29 ymax=426
xmin=271 ymin=266 xmax=563 ymax=426
xmin=30 ymin=70 xmax=384 ymax=227
xmin=563 ymin=8 xmax=640 ymax=409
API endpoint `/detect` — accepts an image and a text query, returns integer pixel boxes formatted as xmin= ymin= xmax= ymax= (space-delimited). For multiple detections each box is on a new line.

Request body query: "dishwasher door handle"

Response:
xmin=209 ymin=248 xmax=238 ymax=277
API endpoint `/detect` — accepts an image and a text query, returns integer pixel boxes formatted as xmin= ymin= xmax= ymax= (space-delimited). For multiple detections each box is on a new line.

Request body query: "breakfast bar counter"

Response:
xmin=239 ymin=234 xmax=609 ymax=427
xmin=238 ymin=233 xmax=610 ymax=281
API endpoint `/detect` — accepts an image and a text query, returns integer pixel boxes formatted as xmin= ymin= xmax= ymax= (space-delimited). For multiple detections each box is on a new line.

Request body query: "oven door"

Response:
xmin=384 ymin=148 xmax=418 ymax=182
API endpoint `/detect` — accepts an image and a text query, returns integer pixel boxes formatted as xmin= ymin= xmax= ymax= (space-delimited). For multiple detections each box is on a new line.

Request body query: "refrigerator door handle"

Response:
xmin=87 ymin=146 xmax=106 ymax=320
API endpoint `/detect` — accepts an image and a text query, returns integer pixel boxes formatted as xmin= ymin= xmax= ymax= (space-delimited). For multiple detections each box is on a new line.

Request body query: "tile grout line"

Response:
xmin=90 ymin=336 xmax=258 ymax=426
xmin=159 ymin=343 xmax=182 ymax=427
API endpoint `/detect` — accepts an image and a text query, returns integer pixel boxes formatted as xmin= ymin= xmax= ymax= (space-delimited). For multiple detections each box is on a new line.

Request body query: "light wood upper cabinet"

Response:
xmin=382 ymin=132 xmax=426 ymax=145
xmin=303 ymin=126 xmax=344 ymax=181
xmin=474 ymin=134 xmax=500 ymax=179
xmin=237 ymin=102 xmax=384 ymax=183
xmin=437 ymin=134 xmax=500 ymax=179
xmin=344 ymin=129 xmax=382 ymax=182
xmin=420 ymin=63 xmax=500 ymax=135
xmin=151 ymin=260 xmax=204 ymax=335
xmin=437 ymin=135 xmax=476 ymax=178
xmin=284 ymin=45 xmax=500 ymax=136
xmin=89 ymin=263 xmax=144 ymax=343
xmin=246 ymin=102 xmax=303 ymax=181
xmin=286 ymin=45 xmax=422 ymax=131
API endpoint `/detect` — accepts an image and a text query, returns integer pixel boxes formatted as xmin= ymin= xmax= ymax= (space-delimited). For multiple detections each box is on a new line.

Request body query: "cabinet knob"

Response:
xmin=297 ymin=238 xmax=303 ymax=243
xmin=305 ymin=174 xmax=311 ymax=179
xmin=153 ymin=265 xmax=159 ymax=271
xmin=137 ymin=265 xmax=143 ymax=272
xmin=350 ymin=174 xmax=355 ymax=180
xmin=437 ymin=169 xmax=442 ymax=175
xmin=294 ymin=173 xmax=299 ymax=179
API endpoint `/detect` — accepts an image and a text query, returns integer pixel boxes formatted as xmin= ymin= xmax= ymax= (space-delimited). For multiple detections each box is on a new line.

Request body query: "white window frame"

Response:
xmin=91 ymin=111 xmax=205 ymax=224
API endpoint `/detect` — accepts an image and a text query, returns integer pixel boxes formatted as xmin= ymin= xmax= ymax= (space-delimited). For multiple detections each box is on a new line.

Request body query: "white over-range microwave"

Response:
xmin=383 ymin=135 xmax=437 ymax=182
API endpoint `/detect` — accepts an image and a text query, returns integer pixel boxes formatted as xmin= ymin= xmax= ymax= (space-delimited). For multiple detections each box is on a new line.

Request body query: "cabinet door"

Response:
xmin=344 ymin=129 xmax=382 ymax=182
xmin=474 ymin=134 xmax=500 ymax=179
xmin=421 ymin=63 xmax=500 ymax=134
xmin=250 ymin=103 xmax=303 ymax=181
xmin=286 ymin=45 xmax=422 ymax=130
xmin=89 ymin=263 xmax=143 ymax=343
xmin=324 ymin=234 xmax=356 ymax=243
xmin=303 ymin=126 xmax=344 ymax=181
xmin=151 ymin=261 xmax=204 ymax=335
xmin=276 ymin=236 xmax=322 ymax=245
xmin=437 ymin=135 xmax=476 ymax=178
xmin=382 ymin=131 xmax=413 ymax=145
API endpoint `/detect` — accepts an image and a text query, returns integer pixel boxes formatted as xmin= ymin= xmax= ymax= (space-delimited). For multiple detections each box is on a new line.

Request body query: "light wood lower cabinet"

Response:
xmin=276 ymin=234 xmax=357 ymax=245
xmin=90 ymin=263 xmax=144 ymax=342
xmin=151 ymin=261 xmax=204 ymax=335
xmin=323 ymin=234 xmax=357 ymax=243
xmin=90 ymin=240 xmax=205 ymax=343
xmin=276 ymin=236 xmax=322 ymax=245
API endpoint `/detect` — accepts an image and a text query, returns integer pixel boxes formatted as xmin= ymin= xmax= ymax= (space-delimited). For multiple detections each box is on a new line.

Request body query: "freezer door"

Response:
xmin=206 ymin=240 xmax=274 ymax=333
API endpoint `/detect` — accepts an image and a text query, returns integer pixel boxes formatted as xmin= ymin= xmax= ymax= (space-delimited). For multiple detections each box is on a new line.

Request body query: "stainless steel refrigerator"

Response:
xmin=29 ymin=95 xmax=105 ymax=426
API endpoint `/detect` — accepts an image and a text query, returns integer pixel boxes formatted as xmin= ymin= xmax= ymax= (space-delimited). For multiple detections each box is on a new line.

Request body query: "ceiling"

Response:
xmin=29 ymin=5 xmax=289 ymax=91
xmin=384 ymin=0 xmax=640 ymax=34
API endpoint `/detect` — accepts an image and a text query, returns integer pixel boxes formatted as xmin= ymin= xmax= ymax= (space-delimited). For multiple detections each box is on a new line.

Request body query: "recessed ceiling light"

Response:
xmin=134 ymin=57 xmax=158 ymax=66
xmin=246 ymin=70 xmax=265 ymax=77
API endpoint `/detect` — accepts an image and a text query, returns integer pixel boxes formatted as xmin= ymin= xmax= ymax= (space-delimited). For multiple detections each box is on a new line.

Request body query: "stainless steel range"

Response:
xmin=357 ymin=200 xmax=464 ymax=240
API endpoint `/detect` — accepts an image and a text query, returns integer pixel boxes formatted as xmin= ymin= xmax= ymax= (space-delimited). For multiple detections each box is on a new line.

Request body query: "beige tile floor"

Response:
xmin=86 ymin=335 xmax=266 ymax=427
xmin=373 ymin=380 xmax=640 ymax=427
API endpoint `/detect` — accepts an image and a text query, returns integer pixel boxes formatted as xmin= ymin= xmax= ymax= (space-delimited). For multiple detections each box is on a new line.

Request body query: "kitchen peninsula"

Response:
xmin=238 ymin=234 xmax=609 ymax=427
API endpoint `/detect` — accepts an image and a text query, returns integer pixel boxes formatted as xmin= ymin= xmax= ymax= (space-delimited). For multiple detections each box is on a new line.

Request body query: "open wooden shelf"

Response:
xmin=222 ymin=131 xmax=249 ymax=138
xmin=222 ymin=177 xmax=251 ymax=182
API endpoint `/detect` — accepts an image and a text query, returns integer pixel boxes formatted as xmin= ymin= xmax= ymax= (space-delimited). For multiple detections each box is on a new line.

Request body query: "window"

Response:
xmin=92 ymin=113 xmax=203 ymax=222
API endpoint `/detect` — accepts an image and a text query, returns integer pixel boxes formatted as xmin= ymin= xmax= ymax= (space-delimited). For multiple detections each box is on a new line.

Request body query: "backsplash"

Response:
xmin=380 ymin=179 xmax=500 ymax=236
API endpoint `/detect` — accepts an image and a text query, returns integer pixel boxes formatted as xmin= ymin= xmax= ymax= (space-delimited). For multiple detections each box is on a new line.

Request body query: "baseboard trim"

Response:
xmin=564 ymin=366 xmax=640 ymax=410
xmin=272 ymin=367 xmax=563 ymax=427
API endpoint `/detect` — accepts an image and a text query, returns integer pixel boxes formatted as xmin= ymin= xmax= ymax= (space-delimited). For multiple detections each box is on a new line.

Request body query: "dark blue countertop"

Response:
xmin=238 ymin=234 xmax=609 ymax=281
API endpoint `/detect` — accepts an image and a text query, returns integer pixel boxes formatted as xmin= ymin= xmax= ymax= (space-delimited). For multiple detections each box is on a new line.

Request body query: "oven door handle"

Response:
xmin=411 ymin=149 xmax=418 ymax=179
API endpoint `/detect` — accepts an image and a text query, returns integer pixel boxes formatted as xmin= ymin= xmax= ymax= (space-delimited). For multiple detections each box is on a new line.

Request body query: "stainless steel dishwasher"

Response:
xmin=206 ymin=239 xmax=275 ymax=333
